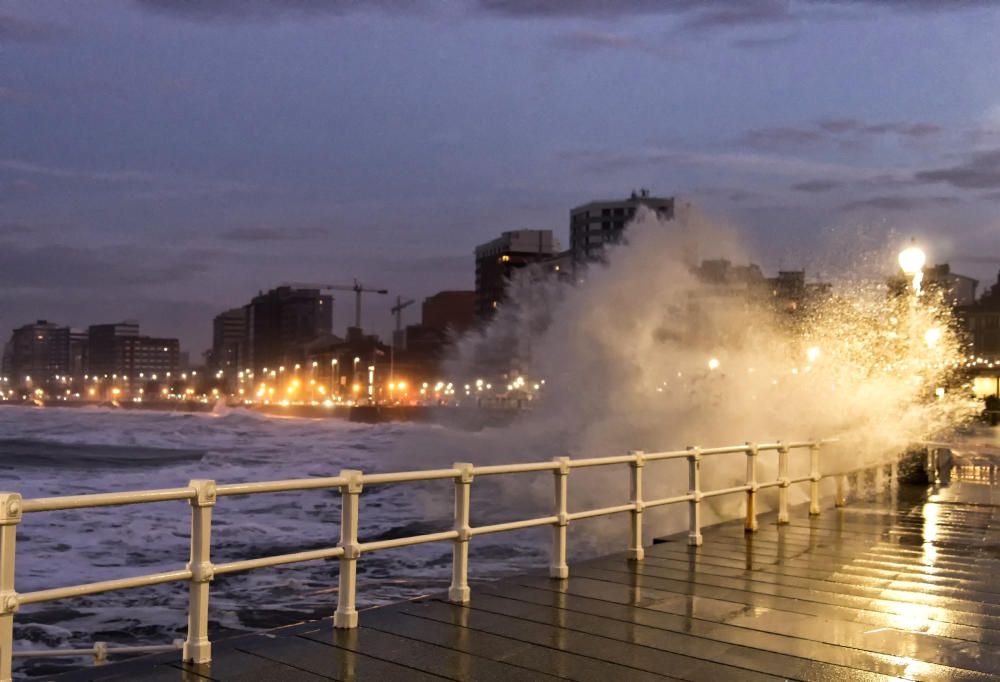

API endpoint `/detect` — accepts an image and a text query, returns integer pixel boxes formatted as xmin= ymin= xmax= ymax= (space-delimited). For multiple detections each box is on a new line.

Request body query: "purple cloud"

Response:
xmin=133 ymin=0 xmax=418 ymax=20
xmin=742 ymin=118 xmax=943 ymax=150
xmin=915 ymin=149 xmax=1000 ymax=190
xmin=0 ymin=13 xmax=67 ymax=42
xmin=219 ymin=226 xmax=330 ymax=242
xmin=842 ymin=194 xmax=959 ymax=211
xmin=792 ymin=179 xmax=841 ymax=192
xmin=549 ymin=30 xmax=646 ymax=52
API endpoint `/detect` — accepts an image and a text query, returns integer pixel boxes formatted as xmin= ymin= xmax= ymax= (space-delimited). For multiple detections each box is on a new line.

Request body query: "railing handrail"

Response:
xmin=0 ymin=437 xmax=847 ymax=681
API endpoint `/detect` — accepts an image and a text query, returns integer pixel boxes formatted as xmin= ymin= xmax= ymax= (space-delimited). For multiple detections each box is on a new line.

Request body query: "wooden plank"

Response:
xmin=456 ymin=590 xmax=906 ymax=682
xmin=393 ymin=597 xmax=786 ymax=681
xmin=587 ymin=553 xmax=1000 ymax=617
xmin=359 ymin=606 xmax=678 ymax=682
xmin=493 ymin=577 xmax=1000 ymax=679
xmin=299 ymin=619 xmax=563 ymax=682
xmin=173 ymin=646 xmax=330 ymax=681
xmin=232 ymin=629 xmax=445 ymax=681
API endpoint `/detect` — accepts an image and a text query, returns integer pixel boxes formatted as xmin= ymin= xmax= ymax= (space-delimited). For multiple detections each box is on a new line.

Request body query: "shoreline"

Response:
xmin=0 ymin=398 xmax=521 ymax=429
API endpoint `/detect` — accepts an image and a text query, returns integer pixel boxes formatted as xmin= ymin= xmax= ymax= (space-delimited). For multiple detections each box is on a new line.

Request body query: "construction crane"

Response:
xmin=390 ymin=296 xmax=416 ymax=335
xmin=281 ymin=280 xmax=388 ymax=330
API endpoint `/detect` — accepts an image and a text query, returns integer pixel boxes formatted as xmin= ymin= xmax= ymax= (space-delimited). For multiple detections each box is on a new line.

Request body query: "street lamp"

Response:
xmin=898 ymin=243 xmax=926 ymax=293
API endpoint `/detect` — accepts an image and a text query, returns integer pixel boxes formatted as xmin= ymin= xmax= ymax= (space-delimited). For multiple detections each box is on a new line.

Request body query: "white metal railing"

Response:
xmin=13 ymin=640 xmax=183 ymax=667
xmin=0 ymin=438 xmax=841 ymax=681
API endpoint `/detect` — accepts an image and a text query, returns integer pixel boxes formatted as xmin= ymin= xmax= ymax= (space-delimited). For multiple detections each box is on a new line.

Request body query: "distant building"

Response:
xmin=694 ymin=259 xmax=765 ymax=288
xmin=570 ymin=189 xmax=676 ymax=266
xmin=246 ymin=286 xmax=333 ymax=374
xmin=474 ymin=230 xmax=558 ymax=319
xmin=422 ymin=291 xmax=475 ymax=335
xmin=86 ymin=322 xmax=139 ymax=377
xmin=889 ymin=263 xmax=978 ymax=307
xmin=5 ymin=320 xmax=70 ymax=388
xmin=69 ymin=329 xmax=88 ymax=378
xmin=211 ymin=307 xmax=247 ymax=374
xmin=925 ymin=264 xmax=978 ymax=307
xmin=87 ymin=321 xmax=179 ymax=378
xmin=962 ymin=269 xmax=1000 ymax=360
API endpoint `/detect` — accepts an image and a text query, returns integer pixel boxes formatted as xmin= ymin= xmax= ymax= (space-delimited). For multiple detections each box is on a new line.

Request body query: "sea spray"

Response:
xmin=445 ymin=208 xmax=976 ymax=542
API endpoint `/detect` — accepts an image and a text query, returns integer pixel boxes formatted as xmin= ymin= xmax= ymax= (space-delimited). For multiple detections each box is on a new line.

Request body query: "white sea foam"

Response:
xmin=1 ymin=406 xmax=557 ymax=677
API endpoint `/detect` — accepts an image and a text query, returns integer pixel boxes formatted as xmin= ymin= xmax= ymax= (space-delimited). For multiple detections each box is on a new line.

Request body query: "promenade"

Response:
xmin=55 ymin=450 xmax=1000 ymax=681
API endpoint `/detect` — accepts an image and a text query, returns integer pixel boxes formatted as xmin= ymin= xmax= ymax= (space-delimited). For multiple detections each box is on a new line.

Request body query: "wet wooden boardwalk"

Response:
xmin=59 ymin=460 xmax=1000 ymax=681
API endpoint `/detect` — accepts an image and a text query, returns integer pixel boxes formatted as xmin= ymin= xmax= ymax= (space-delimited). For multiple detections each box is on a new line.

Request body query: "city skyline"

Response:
xmin=4 ymin=1 xmax=1000 ymax=352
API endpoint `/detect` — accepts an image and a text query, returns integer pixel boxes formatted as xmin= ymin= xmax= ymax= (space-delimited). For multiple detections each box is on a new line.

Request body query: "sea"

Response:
xmin=0 ymin=404 xmax=597 ymax=678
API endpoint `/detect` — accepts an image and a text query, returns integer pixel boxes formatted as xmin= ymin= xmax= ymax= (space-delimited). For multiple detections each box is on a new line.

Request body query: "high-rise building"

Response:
xmin=570 ymin=189 xmax=676 ymax=266
xmin=962 ymin=269 xmax=1000 ymax=361
xmin=246 ymin=286 xmax=333 ymax=373
xmin=422 ymin=291 xmax=475 ymax=334
xmin=474 ymin=230 xmax=558 ymax=319
xmin=86 ymin=321 xmax=179 ymax=378
xmin=211 ymin=307 xmax=247 ymax=373
xmin=86 ymin=322 xmax=139 ymax=378
xmin=5 ymin=320 xmax=70 ymax=388
xmin=69 ymin=329 xmax=88 ymax=378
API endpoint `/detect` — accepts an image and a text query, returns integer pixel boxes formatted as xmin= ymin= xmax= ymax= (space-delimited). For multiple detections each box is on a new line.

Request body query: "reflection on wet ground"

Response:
xmin=59 ymin=450 xmax=1000 ymax=680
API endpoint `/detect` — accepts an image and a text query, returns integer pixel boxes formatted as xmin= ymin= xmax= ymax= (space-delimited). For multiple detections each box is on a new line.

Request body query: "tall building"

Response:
xmin=87 ymin=321 xmax=179 ymax=378
xmin=963 ymin=269 xmax=1000 ymax=360
xmin=474 ymin=230 xmax=558 ymax=319
xmin=211 ymin=307 xmax=247 ymax=373
xmin=570 ymin=189 xmax=676 ymax=266
xmin=422 ymin=291 xmax=475 ymax=334
xmin=69 ymin=329 xmax=88 ymax=378
xmin=246 ymin=286 xmax=333 ymax=373
xmin=86 ymin=322 xmax=139 ymax=377
xmin=5 ymin=320 xmax=70 ymax=388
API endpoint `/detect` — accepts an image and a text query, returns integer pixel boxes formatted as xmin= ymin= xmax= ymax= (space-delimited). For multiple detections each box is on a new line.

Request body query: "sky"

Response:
xmin=3 ymin=0 xmax=1000 ymax=355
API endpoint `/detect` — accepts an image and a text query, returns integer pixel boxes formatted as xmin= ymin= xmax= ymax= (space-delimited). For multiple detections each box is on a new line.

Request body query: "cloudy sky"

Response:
xmin=3 ymin=0 xmax=1000 ymax=354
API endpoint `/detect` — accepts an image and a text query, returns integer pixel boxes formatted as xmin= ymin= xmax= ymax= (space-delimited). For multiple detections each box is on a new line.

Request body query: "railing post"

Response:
xmin=809 ymin=443 xmax=821 ymax=515
xmin=775 ymin=442 xmax=788 ymax=524
xmin=183 ymin=479 xmax=216 ymax=665
xmin=335 ymin=469 xmax=363 ymax=628
xmin=448 ymin=463 xmax=474 ymax=603
xmin=835 ymin=474 xmax=847 ymax=507
xmin=687 ymin=447 xmax=703 ymax=546
xmin=550 ymin=457 xmax=570 ymax=579
xmin=0 ymin=493 xmax=21 ymax=682
xmin=93 ymin=641 xmax=108 ymax=666
xmin=744 ymin=443 xmax=759 ymax=531
xmin=628 ymin=451 xmax=645 ymax=561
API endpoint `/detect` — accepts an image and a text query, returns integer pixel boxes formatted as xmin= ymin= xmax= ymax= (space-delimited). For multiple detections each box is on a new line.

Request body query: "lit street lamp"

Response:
xmin=898 ymin=243 xmax=926 ymax=293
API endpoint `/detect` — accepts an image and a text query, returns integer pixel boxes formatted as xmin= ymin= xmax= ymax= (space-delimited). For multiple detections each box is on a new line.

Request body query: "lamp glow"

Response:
xmin=924 ymin=327 xmax=942 ymax=348
xmin=898 ymin=245 xmax=926 ymax=275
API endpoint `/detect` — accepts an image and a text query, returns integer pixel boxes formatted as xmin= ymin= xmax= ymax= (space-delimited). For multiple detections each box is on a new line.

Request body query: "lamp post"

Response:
xmin=898 ymin=243 xmax=926 ymax=294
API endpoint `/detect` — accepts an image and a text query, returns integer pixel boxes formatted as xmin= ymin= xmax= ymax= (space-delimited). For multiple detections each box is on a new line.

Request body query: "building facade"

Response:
xmin=5 ymin=320 xmax=70 ymax=388
xmin=474 ymin=230 xmax=558 ymax=319
xmin=246 ymin=286 xmax=333 ymax=374
xmin=422 ymin=290 xmax=475 ymax=334
xmin=570 ymin=189 xmax=676 ymax=266
xmin=87 ymin=321 xmax=179 ymax=378
xmin=211 ymin=307 xmax=247 ymax=373
xmin=963 ymin=270 xmax=1000 ymax=361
